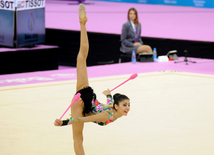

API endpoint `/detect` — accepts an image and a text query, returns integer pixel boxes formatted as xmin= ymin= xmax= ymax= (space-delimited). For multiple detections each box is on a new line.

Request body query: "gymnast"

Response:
xmin=54 ymin=4 xmax=130 ymax=155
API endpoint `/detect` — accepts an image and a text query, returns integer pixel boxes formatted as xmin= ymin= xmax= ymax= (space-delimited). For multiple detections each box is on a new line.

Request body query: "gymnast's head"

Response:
xmin=113 ymin=93 xmax=130 ymax=116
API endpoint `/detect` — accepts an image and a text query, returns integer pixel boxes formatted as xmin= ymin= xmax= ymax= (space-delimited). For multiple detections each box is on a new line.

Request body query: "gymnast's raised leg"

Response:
xmin=71 ymin=4 xmax=88 ymax=155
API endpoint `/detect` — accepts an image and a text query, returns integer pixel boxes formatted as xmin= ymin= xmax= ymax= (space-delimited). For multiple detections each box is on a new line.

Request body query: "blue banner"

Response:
xmin=186 ymin=0 xmax=214 ymax=8
xmin=91 ymin=0 xmax=156 ymax=4
xmin=92 ymin=0 xmax=214 ymax=8
xmin=0 ymin=10 xmax=14 ymax=47
xmin=156 ymin=0 xmax=186 ymax=6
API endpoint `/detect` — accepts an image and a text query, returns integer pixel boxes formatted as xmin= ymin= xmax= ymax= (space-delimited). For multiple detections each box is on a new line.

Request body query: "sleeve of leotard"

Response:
xmin=106 ymin=95 xmax=113 ymax=105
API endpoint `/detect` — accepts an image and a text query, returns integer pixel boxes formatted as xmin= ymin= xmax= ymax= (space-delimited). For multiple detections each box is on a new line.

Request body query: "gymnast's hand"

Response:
xmin=102 ymin=89 xmax=111 ymax=97
xmin=54 ymin=119 xmax=63 ymax=126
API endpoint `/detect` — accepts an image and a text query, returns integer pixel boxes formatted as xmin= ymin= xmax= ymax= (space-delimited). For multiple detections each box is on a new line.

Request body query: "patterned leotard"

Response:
xmin=92 ymin=95 xmax=114 ymax=126
xmin=62 ymin=95 xmax=114 ymax=126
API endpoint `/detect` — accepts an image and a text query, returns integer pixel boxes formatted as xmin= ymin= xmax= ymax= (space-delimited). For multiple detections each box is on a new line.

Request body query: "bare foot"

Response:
xmin=79 ymin=4 xmax=87 ymax=24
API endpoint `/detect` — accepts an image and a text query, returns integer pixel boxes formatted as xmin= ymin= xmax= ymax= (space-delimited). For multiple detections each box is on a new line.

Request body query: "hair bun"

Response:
xmin=113 ymin=93 xmax=121 ymax=100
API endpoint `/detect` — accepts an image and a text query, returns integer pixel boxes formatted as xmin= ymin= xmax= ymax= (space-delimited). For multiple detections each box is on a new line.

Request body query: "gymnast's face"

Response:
xmin=129 ymin=10 xmax=136 ymax=22
xmin=116 ymin=99 xmax=130 ymax=116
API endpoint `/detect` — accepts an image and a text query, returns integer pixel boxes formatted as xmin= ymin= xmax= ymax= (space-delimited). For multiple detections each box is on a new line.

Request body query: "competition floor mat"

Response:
xmin=0 ymin=71 xmax=214 ymax=155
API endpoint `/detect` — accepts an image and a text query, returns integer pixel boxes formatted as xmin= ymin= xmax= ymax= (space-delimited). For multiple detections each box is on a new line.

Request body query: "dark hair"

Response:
xmin=76 ymin=86 xmax=95 ymax=116
xmin=127 ymin=7 xmax=139 ymax=25
xmin=113 ymin=93 xmax=129 ymax=110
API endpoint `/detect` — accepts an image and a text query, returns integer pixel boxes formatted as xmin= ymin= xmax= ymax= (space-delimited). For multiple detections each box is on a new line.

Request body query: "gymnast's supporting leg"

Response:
xmin=71 ymin=4 xmax=88 ymax=155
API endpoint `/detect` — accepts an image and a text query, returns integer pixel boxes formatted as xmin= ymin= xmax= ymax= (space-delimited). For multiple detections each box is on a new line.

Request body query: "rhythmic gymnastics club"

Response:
xmin=110 ymin=73 xmax=138 ymax=92
xmin=59 ymin=93 xmax=81 ymax=120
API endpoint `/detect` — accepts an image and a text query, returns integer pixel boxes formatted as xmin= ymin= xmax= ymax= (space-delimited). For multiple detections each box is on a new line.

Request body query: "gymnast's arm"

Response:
xmin=54 ymin=112 xmax=109 ymax=126
xmin=102 ymin=89 xmax=113 ymax=108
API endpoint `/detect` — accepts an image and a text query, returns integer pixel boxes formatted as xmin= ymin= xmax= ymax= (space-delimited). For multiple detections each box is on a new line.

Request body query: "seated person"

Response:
xmin=120 ymin=8 xmax=153 ymax=55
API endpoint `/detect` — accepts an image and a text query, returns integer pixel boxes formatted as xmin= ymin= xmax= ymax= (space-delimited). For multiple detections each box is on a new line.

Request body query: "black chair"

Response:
xmin=119 ymin=52 xmax=132 ymax=63
xmin=137 ymin=53 xmax=154 ymax=62
xmin=119 ymin=52 xmax=154 ymax=63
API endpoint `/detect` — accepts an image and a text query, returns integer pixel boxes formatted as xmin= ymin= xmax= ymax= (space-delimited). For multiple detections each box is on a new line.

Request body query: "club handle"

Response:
xmin=59 ymin=93 xmax=81 ymax=120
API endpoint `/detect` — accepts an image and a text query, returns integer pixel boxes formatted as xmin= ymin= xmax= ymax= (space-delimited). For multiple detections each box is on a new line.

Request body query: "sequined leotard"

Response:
xmin=62 ymin=94 xmax=114 ymax=126
xmin=91 ymin=95 xmax=114 ymax=126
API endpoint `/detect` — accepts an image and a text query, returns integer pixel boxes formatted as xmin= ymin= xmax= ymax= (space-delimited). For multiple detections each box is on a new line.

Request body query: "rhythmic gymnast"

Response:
xmin=54 ymin=4 xmax=130 ymax=155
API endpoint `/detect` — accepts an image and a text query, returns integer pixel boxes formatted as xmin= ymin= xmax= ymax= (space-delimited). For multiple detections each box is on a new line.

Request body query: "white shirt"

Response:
xmin=130 ymin=20 xmax=136 ymax=32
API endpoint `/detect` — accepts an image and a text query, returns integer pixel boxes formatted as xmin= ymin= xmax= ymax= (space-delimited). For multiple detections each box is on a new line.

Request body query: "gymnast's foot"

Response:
xmin=79 ymin=4 xmax=87 ymax=24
